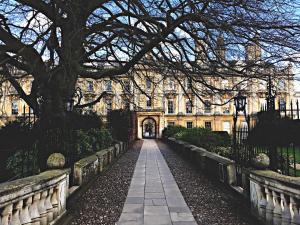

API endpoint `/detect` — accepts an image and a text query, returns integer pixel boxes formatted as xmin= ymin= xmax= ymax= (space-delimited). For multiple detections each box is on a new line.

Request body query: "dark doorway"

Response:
xmin=142 ymin=117 xmax=156 ymax=139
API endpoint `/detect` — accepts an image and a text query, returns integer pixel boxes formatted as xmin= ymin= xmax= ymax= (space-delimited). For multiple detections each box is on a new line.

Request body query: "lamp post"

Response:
xmin=233 ymin=92 xmax=250 ymax=148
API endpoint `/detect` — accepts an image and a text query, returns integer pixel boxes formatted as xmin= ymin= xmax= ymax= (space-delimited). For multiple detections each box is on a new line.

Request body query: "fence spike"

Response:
xmin=291 ymin=100 xmax=293 ymax=119
xmin=297 ymin=99 xmax=299 ymax=120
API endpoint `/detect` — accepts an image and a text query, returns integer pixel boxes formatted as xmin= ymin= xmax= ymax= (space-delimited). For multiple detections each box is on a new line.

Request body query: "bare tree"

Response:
xmin=0 ymin=0 xmax=299 ymax=126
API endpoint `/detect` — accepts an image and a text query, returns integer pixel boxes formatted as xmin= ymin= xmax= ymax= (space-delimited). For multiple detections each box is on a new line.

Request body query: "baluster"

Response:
xmin=290 ymin=197 xmax=300 ymax=225
xmin=1 ymin=204 xmax=13 ymax=225
xmin=38 ymin=191 xmax=48 ymax=225
xmin=272 ymin=191 xmax=282 ymax=225
xmin=257 ymin=185 xmax=267 ymax=221
xmin=45 ymin=189 xmax=54 ymax=223
xmin=11 ymin=200 xmax=23 ymax=225
xmin=98 ymin=155 xmax=104 ymax=172
xmin=265 ymin=188 xmax=275 ymax=225
xmin=281 ymin=193 xmax=291 ymax=225
xmin=29 ymin=193 xmax=41 ymax=225
xmin=51 ymin=187 xmax=59 ymax=219
xmin=20 ymin=196 xmax=32 ymax=225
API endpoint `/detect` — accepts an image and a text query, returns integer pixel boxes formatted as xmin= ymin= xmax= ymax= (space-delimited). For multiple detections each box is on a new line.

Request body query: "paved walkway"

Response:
xmin=117 ymin=139 xmax=197 ymax=225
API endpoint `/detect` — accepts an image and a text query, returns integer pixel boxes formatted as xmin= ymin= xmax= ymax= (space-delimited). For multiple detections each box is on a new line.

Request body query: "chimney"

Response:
xmin=195 ymin=38 xmax=207 ymax=64
xmin=246 ymin=36 xmax=261 ymax=61
xmin=216 ymin=36 xmax=226 ymax=60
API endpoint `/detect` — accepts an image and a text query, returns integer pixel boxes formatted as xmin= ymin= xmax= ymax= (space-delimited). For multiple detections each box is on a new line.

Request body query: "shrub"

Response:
xmin=74 ymin=128 xmax=113 ymax=158
xmin=162 ymin=126 xmax=231 ymax=155
xmin=162 ymin=125 xmax=186 ymax=138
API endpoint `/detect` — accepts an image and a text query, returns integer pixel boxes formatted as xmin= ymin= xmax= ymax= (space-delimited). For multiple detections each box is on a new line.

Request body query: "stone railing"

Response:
xmin=73 ymin=141 xmax=127 ymax=186
xmin=250 ymin=170 xmax=300 ymax=225
xmin=165 ymin=137 xmax=236 ymax=185
xmin=0 ymin=169 xmax=70 ymax=225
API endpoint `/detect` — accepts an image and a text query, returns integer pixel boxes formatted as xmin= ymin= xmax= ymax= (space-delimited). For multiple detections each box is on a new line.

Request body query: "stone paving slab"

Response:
xmin=117 ymin=139 xmax=197 ymax=225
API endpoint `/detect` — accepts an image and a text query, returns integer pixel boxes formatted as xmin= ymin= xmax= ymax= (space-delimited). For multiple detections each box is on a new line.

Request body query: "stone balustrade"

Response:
xmin=166 ymin=137 xmax=236 ymax=185
xmin=250 ymin=170 xmax=300 ymax=225
xmin=0 ymin=169 xmax=70 ymax=225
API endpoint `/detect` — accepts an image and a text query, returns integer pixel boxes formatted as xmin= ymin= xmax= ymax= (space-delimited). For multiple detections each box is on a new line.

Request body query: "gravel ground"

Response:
xmin=69 ymin=140 xmax=143 ymax=225
xmin=156 ymin=140 xmax=260 ymax=225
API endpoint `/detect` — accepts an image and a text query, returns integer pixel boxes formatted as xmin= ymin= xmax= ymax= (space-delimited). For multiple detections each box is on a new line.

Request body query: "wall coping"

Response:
xmin=250 ymin=170 xmax=300 ymax=191
xmin=74 ymin=154 xmax=98 ymax=168
xmin=168 ymin=137 xmax=235 ymax=165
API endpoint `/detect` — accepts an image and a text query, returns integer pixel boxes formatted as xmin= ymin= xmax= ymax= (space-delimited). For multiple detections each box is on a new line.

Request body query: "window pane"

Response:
xmin=205 ymin=121 xmax=212 ymax=129
xmin=186 ymin=100 xmax=192 ymax=113
xmin=146 ymin=97 xmax=151 ymax=107
xmin=12 ymin=102 xmax=18 ymax=115
xmin=168 ymin=100 xmax=174 ymax=113
xmin=186 ymin=121 xmax=193 ymax=129
xmin=204 ymin=100 xmax=211 ymax=113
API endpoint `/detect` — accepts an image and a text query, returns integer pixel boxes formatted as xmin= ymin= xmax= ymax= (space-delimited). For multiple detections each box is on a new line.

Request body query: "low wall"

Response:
xmin=73 ymin=141 xmax=127 ymax=186
xmin=0 ymin=169 xmax=70 ymax=225
xmin=165 ymin=137 xmax=236 ymax=185
xmin=250 ymin=170 xmax=300 ymax=225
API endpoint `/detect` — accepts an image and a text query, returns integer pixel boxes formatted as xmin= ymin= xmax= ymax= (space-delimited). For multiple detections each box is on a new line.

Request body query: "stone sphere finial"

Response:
xmin=252 ymin=153 xmax=270 ymax=170
xmin=47 ymin=153 xmax=66 ymax=169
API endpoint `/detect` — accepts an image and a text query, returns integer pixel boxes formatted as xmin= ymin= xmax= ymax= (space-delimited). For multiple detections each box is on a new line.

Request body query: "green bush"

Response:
xmin=162 ymin=125 xmax=186 ymax=138
xmin=74 ymin=128 xmax=113 ymax=157
xmin=162 ymin=126 xmax=231 ymax=156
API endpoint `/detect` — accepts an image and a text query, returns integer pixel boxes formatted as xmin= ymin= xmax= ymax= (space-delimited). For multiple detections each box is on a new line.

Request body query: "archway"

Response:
xmin=142 ymin=117 xmax=157 ymax=139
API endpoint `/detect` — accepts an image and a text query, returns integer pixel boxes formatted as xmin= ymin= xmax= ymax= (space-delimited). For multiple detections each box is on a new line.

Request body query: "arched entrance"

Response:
xmin=142 ymin=117 xmax=157 ymax=139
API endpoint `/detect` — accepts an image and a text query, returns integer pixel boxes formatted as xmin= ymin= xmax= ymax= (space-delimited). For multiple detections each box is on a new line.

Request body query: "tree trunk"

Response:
xmin=37 ymin=68 xmax=77 ymax=170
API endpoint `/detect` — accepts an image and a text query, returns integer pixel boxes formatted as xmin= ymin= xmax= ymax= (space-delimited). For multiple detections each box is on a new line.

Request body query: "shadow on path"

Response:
xmin=156 ymin=140 xmax=260 ymax=225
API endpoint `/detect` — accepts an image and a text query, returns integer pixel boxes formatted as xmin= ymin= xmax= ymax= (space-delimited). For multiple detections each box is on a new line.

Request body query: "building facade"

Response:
xmin=0 ymin=43 xmax=295 ymax=138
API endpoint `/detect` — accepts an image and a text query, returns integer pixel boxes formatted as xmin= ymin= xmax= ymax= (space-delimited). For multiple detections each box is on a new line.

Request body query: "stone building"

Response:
xmin=0 ymin=42 xmax=295 ymax=138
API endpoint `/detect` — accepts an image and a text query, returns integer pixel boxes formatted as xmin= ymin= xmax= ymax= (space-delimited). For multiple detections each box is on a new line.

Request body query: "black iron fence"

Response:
xmin=232 ymin=98 xmax=300 ymax=178
xmin=0 ymin=106 xmax=38 ymax=182
xmin=232 ymin=127 xmax=300 ymax=177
